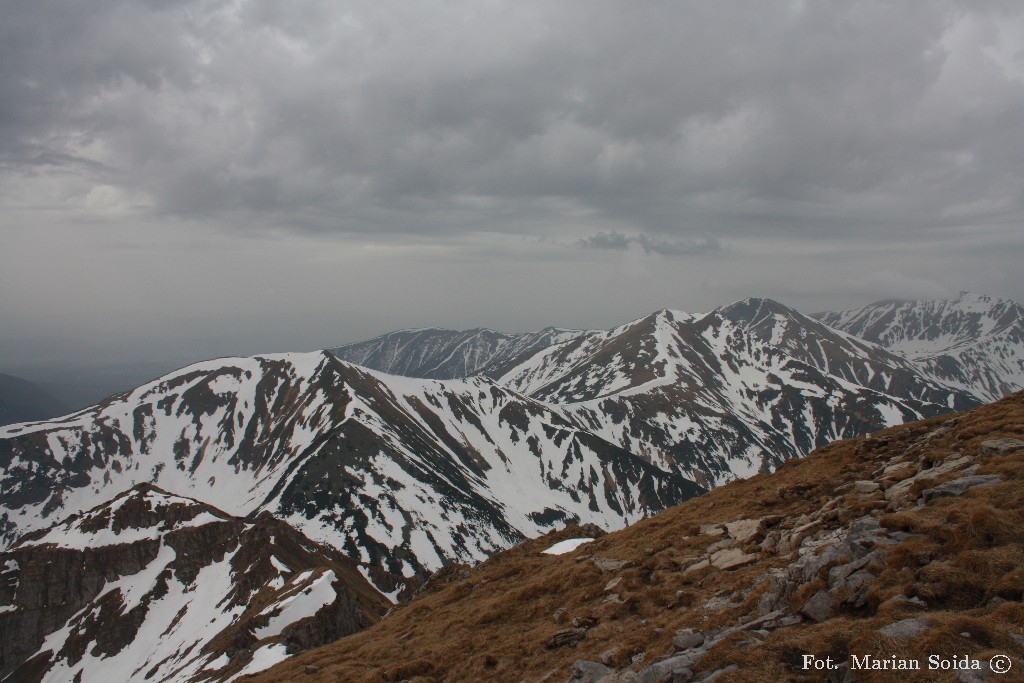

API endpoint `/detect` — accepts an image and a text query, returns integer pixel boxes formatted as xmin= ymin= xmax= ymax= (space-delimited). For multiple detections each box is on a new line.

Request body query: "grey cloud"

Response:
xmin=2 ymin=0 xmax=1024 ymax=381
xmin=580 ymin=232 xmax=722 ymax=256
xmin=3 ymin=0 xmax=1023 ymax=241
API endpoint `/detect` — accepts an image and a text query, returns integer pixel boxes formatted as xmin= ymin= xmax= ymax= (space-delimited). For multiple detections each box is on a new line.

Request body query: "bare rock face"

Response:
xmin=979 ymin=438 xmax=1024 ymax=456
xmin=709 ymin=548 xmax=757 ymax=570
xmin=0 ymin=484 xmax=390 ymax=683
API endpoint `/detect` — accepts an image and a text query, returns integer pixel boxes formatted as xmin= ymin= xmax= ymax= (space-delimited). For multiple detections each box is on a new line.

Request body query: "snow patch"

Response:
xmin=542 ymin=537 xmax=594 ymax=555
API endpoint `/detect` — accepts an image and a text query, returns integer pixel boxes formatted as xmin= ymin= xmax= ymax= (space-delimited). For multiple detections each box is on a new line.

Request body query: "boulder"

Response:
xmin=548 ymin=628 xmax=588 ymax=648
xmin=709 ymin=548 xmax=757 ymax=570
xmin=698 ymin=524 xmax=725 ymax=537
xmin=564 ymin=660 xmax=614 ymax=683
xmin=879 ymin=617 xmax=931 ymax=639
xmin=854 ymin=480 xmax=881 ymax=494
xmin=592 ymin=558 xmax=628 ymax=572
xmin=635 ymin=653 xmax=697 ymax=683
xmin=799 ymin=590 xmax=833 ymax=623
xmin=979 ymin=438 xmax=1024 ymax=456
xmin=724 ymin=518 xmax=764 ymax=543
xmin=683 ymin=559 xmax=710 ymax=575
xmin=921 ymin=474 xmax=1001 ymax=501
xmin=671 ymin=629 xmax=705 ymax=651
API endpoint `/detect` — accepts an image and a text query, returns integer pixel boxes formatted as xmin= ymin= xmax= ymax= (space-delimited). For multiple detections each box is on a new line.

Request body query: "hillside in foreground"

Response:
xmin=246 ymin=392 xmax=1024 ymax=683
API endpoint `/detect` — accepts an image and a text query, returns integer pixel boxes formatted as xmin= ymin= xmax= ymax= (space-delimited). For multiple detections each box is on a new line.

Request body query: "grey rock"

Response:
xmin=837 ymin=569 xmax=876 ymax=608
xmin=696 ymin=664 xmax=739 ymax=681
xmin=592 ymin=558 xmax=629 ymax=572
xmin=683 ymin=559 xmax=710 ymax=575
xmin=921 ymin=474 xmax=1001 ymax=501
xmin=698 ymin=524 xmax=725 ymax=537
xmin=671 ymin=629 xmax=705 ymax=651
xmin=636 ymin=653 xmax=697 ymax=683
xmin=979 ymin=438 xmax=1024 ymax=456
xmin=878 ymin=617 xmax=931 ymax=639
xmin=549 ymin=627 xmax=588 ymax=648
xmin=956 ymin=659 xmax=994 ymax=683
xmin=724 ymin=518 xmax=764 ymax=543
xmin=762 ymin=614 xmax=803 ymax=630
xmin=598 ymin=646 xmax=621 ymax=666
xmin=706 ymin=538 xmax=737 ymax=553
xmin=564 ymin=660 xmax=615 ymax=683
xmin=605 ymin=577 xmax=623 ymax=592
xmin=709 ymin=547 xmax=757 ymax=570
xmin=799 ymin=590 xmax=833 ymax=623
xmin=854 ymin=480 xmax=881 ymax=494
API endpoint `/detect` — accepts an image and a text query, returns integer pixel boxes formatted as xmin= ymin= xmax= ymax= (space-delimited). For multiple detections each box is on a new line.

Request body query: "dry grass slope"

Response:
xmin=245 ymin=392 xmax=1024 ymax=683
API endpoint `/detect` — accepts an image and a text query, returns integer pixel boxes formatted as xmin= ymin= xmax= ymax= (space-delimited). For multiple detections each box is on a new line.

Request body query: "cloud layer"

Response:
xmin=2 ymin=1 xmax=1023 ymax=379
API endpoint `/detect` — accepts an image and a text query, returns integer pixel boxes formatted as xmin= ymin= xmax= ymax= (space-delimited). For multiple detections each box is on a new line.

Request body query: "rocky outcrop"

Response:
xmin=0 ymin=485 xmax=390 ymax=683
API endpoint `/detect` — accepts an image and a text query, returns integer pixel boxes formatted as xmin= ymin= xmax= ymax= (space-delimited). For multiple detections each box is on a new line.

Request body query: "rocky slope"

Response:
xmin=0 ymin=484 xmax=390 ymax=683
xmin=814 ymin=292 xmax=1024 ymax=402
xmin=245 ymin=391 xmax=1024 ymax=683
xmin=0 ymin=353 xmax=698 ymax=595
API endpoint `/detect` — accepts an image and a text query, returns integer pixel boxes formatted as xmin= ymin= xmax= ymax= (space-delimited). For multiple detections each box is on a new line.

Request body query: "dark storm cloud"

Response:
xmin=4 ymin=0 xmax=1023 ymax=239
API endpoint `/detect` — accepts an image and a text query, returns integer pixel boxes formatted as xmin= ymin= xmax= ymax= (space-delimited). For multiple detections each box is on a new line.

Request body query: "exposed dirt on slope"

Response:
xmin=246 ymin=392 xmax=1024 ymax=683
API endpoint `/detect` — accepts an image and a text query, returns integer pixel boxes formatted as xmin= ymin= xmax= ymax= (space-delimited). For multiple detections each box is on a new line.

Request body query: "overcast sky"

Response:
xmin=2 ymin=1 xmax=1023 ymax=392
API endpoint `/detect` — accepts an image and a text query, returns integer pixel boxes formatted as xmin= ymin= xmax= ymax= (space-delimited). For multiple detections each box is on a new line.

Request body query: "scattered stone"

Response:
xmin=854 ymin=480 xmax=881 ymax=494
xmin=699 ymin=664 xmax=739 ymax=681
xmin=598 ymin=646 xmax=620 ymax=666
xmin=553 ymin=607 xmax=568 ymax=623
xmin=564 ymin=660 xmax=614 ymax=683
xmin=884 ymin=455 xmax=972 ymax=503
xmin=879 ymin=594 xmax=927 ymax=612
xmin=724 ymin=518 xmax=764 ymax=543
xmin=635 ymin=653 xmax=696 ymax=683
xmin=709 ymin=547 xmax=757 ymax=570
xmin=979 ymin=438 xmax=1024 ymax=456
xmin=571 ymin=616 xmax=598 ymax=629
xmin=706 ymin=538 xmax=737 ymax=553
xmin=671 ymin=629 xmax=704 ymax=651
xmin=762 ymin=614 xmax=803 ymax=630
xmin=698 ymin=524 xmax=725 ymax=537
xmin=1010 ymin=634 xmax=1024 ymax=647
xmin=799 ymin=590 xmax=833 ymax=623
xmin=956 ymin=659 xmax=995 ymax=683
xmin=878 ymin=617 xmax=931 ymax=639
xmin=548 ymin=628 xmax=588 ymax=648
xmin=592 ymin=558 xmax=628 ymax=572
xmin=683 ymin=559 xmax=710 ymax=575
xmin=604 ymin=577 xmax=623 ymax=592
xmin=921 ymin=474 xmax=1001 ymax=501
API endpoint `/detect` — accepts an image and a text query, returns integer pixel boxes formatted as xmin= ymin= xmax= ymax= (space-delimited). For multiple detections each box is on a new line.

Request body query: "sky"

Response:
xmin=2 ymin=1 xmax=1024 ymax=401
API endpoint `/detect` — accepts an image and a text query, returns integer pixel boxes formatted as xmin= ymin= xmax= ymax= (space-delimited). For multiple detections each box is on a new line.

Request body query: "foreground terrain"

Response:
xmin=247 ymin=391 xmax=1024 ymax=682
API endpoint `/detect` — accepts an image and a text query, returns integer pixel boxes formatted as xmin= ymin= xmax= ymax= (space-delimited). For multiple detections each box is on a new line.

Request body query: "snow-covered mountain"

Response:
xmin=0 ymin=484 xmax=390 ymax=683
xmin=329 ymin=327 xmax=586 ymax=380
xmin=332 ymin=298 xmax=979 ymax=488
xmin=814 ymin=292 xmax=1024 ymax=401
xmin=0 ymin=353 xmax=697 ymax=593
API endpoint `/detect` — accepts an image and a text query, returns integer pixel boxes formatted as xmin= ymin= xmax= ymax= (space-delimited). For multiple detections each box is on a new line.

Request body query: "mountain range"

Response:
xmin=1 ymin=292 xmax=1022 ymax=680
